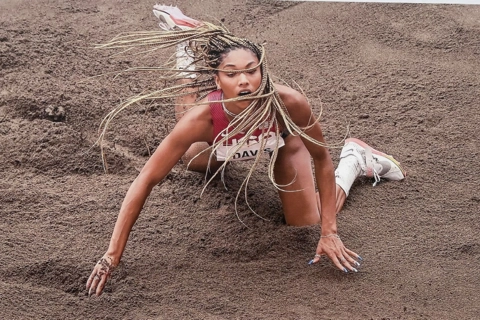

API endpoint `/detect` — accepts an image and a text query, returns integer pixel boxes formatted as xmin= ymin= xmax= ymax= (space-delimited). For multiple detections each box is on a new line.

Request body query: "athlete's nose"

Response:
xmin=238 ymin=72 xmax=249 ymax=86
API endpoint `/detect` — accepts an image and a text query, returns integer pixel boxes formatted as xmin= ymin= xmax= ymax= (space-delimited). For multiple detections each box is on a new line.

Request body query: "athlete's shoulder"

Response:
xmin=273 ymin=83 xmax=315 ymax=127
xmin=181 ymin=97 xmax=212 ymax=121
xmin=171 ymin=97 xmax=213 ymax=142
xmin=273 ymin=83 xmax=309 ymax=109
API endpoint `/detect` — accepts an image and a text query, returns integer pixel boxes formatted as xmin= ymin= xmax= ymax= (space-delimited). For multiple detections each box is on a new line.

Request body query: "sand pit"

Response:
xmin=1 ymin=1 xmax=479 ymax=319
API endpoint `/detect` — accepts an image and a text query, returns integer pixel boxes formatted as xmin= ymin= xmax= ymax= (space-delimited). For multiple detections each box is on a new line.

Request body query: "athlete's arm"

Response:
xmin=276 ymin=84 xmax=358 ymax=272
xmin=277 ymin=85 xmax=337 ymax=232
xmin=87 ymin=102 xmax=213 ymax=296
xmin=106 ymin=104 xmax=212 ymax=262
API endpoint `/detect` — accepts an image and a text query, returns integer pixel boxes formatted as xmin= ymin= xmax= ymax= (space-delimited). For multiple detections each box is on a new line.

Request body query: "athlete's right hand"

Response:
xmin=86 ymin=255 xmax=117 ymax=296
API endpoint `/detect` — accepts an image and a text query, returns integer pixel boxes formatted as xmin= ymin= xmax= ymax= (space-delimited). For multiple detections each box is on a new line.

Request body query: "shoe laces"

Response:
xmin=372 ymin=169 xmax=381 ymax=187
xmin=363 ymin=146 xmax=381 ymax=187
xmin=341 ymin=143 xmax=380 ymax=186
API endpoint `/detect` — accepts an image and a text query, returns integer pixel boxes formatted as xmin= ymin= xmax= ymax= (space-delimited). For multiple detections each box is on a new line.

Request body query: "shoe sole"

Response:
xmin=345 ymin=138 xmax=407 ymax=177
xmin=153 ymin=7 xmax=200 ymax=30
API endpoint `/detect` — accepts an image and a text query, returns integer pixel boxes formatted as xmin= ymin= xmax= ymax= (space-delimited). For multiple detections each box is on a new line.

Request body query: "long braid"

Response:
xmin=96 ymin=21 xmax=328 ymax=221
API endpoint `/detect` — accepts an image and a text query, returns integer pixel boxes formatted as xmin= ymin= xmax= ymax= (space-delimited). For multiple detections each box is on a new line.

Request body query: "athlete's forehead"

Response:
xmin=219 ymin=48 xmax=259 ymax=69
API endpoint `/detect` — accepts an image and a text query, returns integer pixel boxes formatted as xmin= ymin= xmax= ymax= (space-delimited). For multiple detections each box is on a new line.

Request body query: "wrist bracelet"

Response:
xmin=321 ymin=234 xmax=340 ymax=239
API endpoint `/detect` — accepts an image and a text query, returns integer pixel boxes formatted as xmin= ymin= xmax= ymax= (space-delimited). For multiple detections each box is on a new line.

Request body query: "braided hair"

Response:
xmin=96 ymin=21 xmax=326 ymax=221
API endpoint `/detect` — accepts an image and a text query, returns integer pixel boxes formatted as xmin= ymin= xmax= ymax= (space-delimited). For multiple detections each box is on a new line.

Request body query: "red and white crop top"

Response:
xmin=208 ymin=90 xmax=285 ymax=161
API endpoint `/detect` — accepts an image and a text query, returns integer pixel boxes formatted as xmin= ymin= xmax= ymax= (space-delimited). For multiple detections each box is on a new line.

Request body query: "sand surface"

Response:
xmin=1 ymin=1 xmax=479 ymax=319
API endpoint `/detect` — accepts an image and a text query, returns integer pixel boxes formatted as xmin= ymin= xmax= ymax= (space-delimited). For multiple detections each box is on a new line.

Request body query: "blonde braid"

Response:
xmin=96 ymin=21 xmax=328 ymax=222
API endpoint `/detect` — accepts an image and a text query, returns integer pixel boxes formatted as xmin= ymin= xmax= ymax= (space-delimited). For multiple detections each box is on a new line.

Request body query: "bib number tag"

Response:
xmin=216 ymin=132 xmax=285 ymax=161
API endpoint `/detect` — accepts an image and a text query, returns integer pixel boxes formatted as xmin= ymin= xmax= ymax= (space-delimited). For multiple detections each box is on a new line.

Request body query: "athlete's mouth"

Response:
xmin=238 ymin=90 xmax=251 ymax=96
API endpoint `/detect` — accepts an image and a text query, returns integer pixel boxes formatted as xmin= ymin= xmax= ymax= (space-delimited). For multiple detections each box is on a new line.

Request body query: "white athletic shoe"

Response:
xmin=340 ymin=138 xmax=406 ymax=186
xmin=152 ymin=5 xmax=201 ymax=31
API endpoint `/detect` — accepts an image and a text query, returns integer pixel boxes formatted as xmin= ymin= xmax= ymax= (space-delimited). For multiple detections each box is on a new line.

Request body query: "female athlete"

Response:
xmin=86 ymin=5 xmax=405 ymax=296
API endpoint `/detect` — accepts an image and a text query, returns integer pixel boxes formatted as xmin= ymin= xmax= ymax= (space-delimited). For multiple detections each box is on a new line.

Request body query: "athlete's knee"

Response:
xmin=283 ymin=135 xmax=305 ymax=154
xmin=182 ymin=154 xmax=222 ymax=174
xmin=182 ymin=154 xmax=206 ymax=173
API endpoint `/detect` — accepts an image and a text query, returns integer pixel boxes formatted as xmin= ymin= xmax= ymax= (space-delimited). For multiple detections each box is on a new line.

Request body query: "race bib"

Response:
xmin=216 ymin=131 xmax=285 ymax=161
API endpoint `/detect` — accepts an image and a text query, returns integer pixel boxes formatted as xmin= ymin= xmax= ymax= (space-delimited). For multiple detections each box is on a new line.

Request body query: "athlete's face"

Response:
xmin=215 ymin=48 xmax=262 ymax=110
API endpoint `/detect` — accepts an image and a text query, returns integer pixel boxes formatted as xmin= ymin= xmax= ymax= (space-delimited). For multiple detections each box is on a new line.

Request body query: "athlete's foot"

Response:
xmin=152 ymin=5 xmax=201 ymax=78
xmin=153 ymin=5 xmax=202 ymax=31
xmin=340 ymin=138 xmax=406 ymax=186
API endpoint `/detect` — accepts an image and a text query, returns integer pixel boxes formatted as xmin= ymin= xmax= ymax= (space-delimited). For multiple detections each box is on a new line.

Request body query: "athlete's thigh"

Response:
xmin=274 ymin=135 xmax=320 ymax=226
xmin=183 ymin=142 xmax=223 ymax=173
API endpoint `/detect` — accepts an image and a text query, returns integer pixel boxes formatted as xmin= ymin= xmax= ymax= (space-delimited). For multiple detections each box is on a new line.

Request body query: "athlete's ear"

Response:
xmin=214 ymin=74 xmax=221 ymax=90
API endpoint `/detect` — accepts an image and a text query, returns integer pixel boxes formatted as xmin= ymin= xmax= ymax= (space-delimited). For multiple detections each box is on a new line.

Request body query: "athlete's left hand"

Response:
xmin=308 ymin=235 xmax=362 ymax=273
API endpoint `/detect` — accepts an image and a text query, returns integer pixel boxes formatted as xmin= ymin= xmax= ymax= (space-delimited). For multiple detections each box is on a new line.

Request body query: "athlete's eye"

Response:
xmin=247 ymin=68 xmax=257 ymax=74
xmin=226 ymin=72 xmax=235 ymax=77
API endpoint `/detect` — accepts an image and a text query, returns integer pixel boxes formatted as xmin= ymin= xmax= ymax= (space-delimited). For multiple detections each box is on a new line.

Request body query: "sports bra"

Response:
xmin=208 ymin=90 xmax=286 ymax=161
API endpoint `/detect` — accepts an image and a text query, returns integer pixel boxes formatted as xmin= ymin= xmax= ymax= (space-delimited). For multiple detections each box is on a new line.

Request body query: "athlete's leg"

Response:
xmin=275 ymin=136 xmax=406 ymax=226
xmin=335 ymin=186 xmax=347 ymax=214
xmin=154 ymin=6 xmax=221 ymax=173
xmin=274 ymin=136 xmax=347 ymax=225
xmin=274 ymin=135 xmax=322 ymax=226
xmin=313 ymin=183 xmax=346 ymax=215
xmin=335 ymin=138 xmax=406 ymax=196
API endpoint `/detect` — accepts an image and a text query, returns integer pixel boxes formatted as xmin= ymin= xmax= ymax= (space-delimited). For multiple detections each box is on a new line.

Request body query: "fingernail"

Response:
xmin=357 ymin=255 xmax=363 ymax=261
xmin=308 ymin=259 xmax=314 ymax=265
xmin=352 ymin=268 xmax=358 ymax=272
xmin=343 ymin=268 xmax=348 ymax=273
xmin=354 ymin=261 xmax=361 ymax=267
